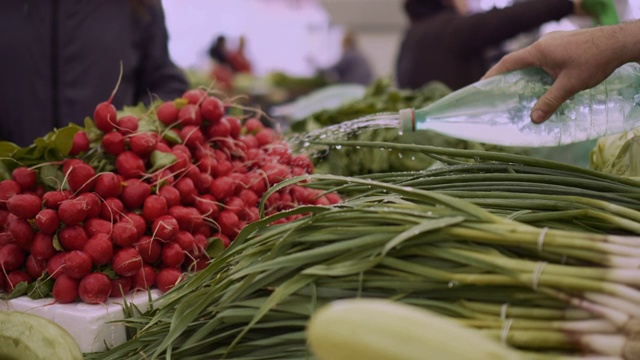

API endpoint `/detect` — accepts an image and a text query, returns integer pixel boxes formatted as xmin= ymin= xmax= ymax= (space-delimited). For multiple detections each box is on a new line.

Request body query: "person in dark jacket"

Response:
xmin=321 ymin=30 xmax=374 ymax=86
xmin=396 ymin=0 xmax=593 ymax=91
xmin=0 ymin=0 xmax=189 ymax=147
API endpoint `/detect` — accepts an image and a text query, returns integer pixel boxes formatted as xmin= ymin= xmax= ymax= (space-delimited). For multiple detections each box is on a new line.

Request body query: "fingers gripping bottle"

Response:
xmin=400 ymin=62 xmax=640 ymax=147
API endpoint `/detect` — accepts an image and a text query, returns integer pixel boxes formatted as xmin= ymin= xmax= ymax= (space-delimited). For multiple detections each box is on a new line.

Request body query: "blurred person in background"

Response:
xmin=208 ymin=35 xmax=236 ymax=92
xmin=395 ymin=0 xmax=596 ymax=91
xmin=0 ymin=0 xmax=189 ymax=147
xmin=228 ymin=35 xmax=253 ymax=74
xmin=320 ymin=30 xmax=374 ymax=86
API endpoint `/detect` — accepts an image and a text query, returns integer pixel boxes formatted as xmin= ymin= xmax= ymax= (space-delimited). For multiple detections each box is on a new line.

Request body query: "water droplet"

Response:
xmin=448 ymin=281 xmax=459 ymax=288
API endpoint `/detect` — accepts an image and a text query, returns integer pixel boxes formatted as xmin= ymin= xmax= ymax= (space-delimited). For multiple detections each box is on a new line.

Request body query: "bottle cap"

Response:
xmin=399 ymin=108 xmax=415 ymax=132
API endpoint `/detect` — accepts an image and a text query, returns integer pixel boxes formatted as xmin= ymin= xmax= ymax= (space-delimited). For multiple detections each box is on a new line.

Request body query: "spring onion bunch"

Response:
xmin=89 ymin=142 xmax=640 ymax=360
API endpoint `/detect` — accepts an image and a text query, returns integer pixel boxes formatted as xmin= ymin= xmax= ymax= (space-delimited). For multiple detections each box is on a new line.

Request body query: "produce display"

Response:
xmin=86 ymin=143 xmax=640 ymax=359
xmin=0 ymin=88 xmax=339 ymax=304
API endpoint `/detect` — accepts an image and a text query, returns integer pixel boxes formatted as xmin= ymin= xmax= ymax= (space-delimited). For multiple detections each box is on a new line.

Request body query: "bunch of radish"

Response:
xmin=0 ymin=89 xmax=340 ymax=304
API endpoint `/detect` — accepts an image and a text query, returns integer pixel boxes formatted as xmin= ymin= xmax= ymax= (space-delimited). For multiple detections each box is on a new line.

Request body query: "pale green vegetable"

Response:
xmin=307 ymin=298 xmax=523 ymax=360
xmin=0 ymin=311 xmax=83 ymax=360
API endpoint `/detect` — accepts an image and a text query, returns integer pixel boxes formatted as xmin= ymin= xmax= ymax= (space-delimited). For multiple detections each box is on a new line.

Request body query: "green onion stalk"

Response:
xmin=87 ymin=148 xmax=640 ymax=360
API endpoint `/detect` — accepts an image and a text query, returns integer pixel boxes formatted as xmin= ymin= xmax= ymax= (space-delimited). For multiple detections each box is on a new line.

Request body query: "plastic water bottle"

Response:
xmin=400 ymin=62 xmax=640 ymax=147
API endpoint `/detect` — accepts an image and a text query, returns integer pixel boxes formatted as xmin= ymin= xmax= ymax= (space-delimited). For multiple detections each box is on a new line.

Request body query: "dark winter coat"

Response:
xmin=0 ymin=0 xmax=189 ymax=146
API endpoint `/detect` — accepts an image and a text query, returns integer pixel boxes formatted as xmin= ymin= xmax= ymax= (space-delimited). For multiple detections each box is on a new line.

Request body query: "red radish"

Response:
xmin=150 ymin=215 xmax=179 ymax=242
xmin=290 ymin=154 xmax=314 ymax=173
xmin=6 ymin=193 xmax=41 ymax=219
xmin=112 ymin=247 xmax=143 ymax=277
xmin=0 ymin=208 xmax=9 ymax=224
xmin=169 ymin=150 xmax=191 ymax=174
xmin=102 ymin=131 xmax=127 ymax=156
xmin=200 ymin=96 xmax=224 ymax=124
xmin=7 ymin=215 xmax=35 ymax=251
xmin=161 ymin=242 xmax=185 ymax=268
xmin=262 ymin=162 xmax=290 ymax=186
xmin=241 ymin=206 xmax=260 ymax=223
xmin=0 ymin=180 xmax=22 ymax=209
xmin=156 ymin=102 xmax=179 ymax=126
xmin=53 ymin=274 xmax=74 ymax=299
xmin=42 ymin=190 xmax=67 ymax=209
xmin=216 ymin=210 xmax=240 ymax=237
xmin=224 ymin=196 xmax=245 ymax=216
xmin=193 ymin=233 xmax=210 ymax=254
xmin=112 ymin=221 xmax=138 ymax=247
xmin=115 ymin=151 xmax=146 ymax=179
xmin=174 ymin=177 xmax=197 ymax=205
xmin=187 ymin=256 xmax=209 ymax=273
xmin=116 ymin=115 xmax=139 ymax=134
xmin=135 ymin=235 xmax=162 ymax=265
xmin=244 ymin=118 xmax=264 ymax=133
xmin=66 ymin=162 xmax=97 ymax=193
xmin=205 ymin=117 xmax=231 ymax=139
xmin=255 ymin=128 xmax=276 ymax=146
xmin=214 ymin=232 xmax=231 ymax=248
xmin=132 ymin=264 xmax=156 ymax=290
xmin=110 ymin=277 xmax=132 ymax=298
xmin=325 ymin=192 xmax=342 ymax=204
xmin=58 ymin=225 xmax=88 ymax=251
xmin=314 ymin=195 xmax=331 ymax=206
xmin=94 ymin=102 xmax=118 ymax=132
xmin=142 ymin=195 xmax=168 ymax=223
xmin=177 ymin=104 xmax=202 ymax=126
xmin=121 ymin=179 xmax=152 ymax=210
xmin=159 ymin=185 xmax=181 ymax=208
xmin=79 ymin=272 xmax=112 ymax=304
xmin=194 ymin=194 xmax=219 ymax=219
xmin=44 ymin=253 xmax=65 ymax=280
xmin=0 ymin=244 xmax=25 ymax=272
xmin=182 ymin=89 xmax=207 ymax=105
xmin=169 ymin=206 xmax=204 ymax=232
xmin=30 ymin=232 xmax=56 ymax=260
xmin=6 ymin=270 xmax=31 ymax=293
xmin=238 ymin=189 xmax=259 ymax=208
xmin=129 ymin=132 xmax=158 ymax=158
xmin=0 ymin=233 xmax=10 ymax=247
xmin=64 ymin=250 xmax=93 ymax=279
xmin=174 ymin=231 xmax=196 ymax=254
xmin=58 ymin=198 xmax=88 ymax=225
xmin=84 ymin=217 xmax=113 ymax=237
xmin=213 ymin=160 xmax=233 ymax=178
xmin=210 ymin=176 xmax=236 ymax=202
xmin=120 ymin=213 xmax=145 ymax=239
xmin=180 ymin=125 xmax=206 ymax=149
xmin=196 ymin=156 xmax=217 ymax=175
xmin=156 ymin=267 xmax=183 ymax=293
xmin=94 ymin=172 xmax=123 ymax=198
xmin=227 ymin=116 xmax=242 ymax=139
xmin=239 ymin=134 xmax=259 ymax=151
xmin=77 ymin=192 xmax=102 ymax=219
xmin=193 ymin=223 xmax=212 ymax=238
xmin=246 ymin=172 xmax=267 ymax=195
xmin=34 ymin=208 xmax=59 ymax=234
xmin=62 ymin=159 xmax=85 ymax=175
xmin=11 ymin=167 xmax=37 ymax=192
xmin=196 ymin=173 xmax=214 ymax=194
xmin=70 ymin=130 xmax=90 ymax=155
xmin=34 ymin=185 xmax=46 ymax=198
xmin=83 ymin=233 xmax=113 ymax=266
xmin=25 ymin=255 xmax=47 ymax=279
xmin=100 ymin=197 xmax=125 ymax=221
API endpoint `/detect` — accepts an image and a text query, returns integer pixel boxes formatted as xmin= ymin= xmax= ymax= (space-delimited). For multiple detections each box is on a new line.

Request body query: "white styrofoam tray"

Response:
xmin=0 ymin=289 xmax=161 ymax=353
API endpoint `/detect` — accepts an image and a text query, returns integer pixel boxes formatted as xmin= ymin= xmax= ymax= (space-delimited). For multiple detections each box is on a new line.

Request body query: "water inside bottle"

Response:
xmin=414 ymin=65 xmax=640 ymax=147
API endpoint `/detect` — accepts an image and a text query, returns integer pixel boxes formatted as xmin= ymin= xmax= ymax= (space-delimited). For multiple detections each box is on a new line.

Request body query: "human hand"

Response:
xmin=483 ymin=26 xmax=626 ymax=123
